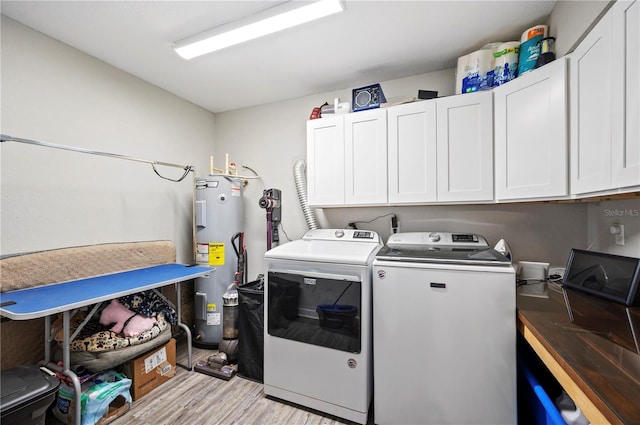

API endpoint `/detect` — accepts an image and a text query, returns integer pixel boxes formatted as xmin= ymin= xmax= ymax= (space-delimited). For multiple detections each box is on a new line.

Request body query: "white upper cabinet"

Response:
xmin=307 ymin=115 xmax=345 ymax=206
xmin=571 ymin=0 xmax=640 ymax=195
xmin=612 ymin=0 xmax=640 ymax=190
xmin=387 ymin=93 xmax=494 ymax=205
xmin=308 ymin=93 xmax=495 ymax=207
xmin=570 ymin=5 xmax=614 ymax=194
xmin=387 ymin=100 xmax=438 ymax=204
xmin=306 ymin=2 xmax=638 ymax=207
xmin=344 ymin=109 xmax=388 ymax=205
xmin=306 ymin=109 xmax=387 ymax=207
xmin=494 ymin=57 xmax=568 ymax=201
xmin=436 ymin=91 xmax=494 ymax=202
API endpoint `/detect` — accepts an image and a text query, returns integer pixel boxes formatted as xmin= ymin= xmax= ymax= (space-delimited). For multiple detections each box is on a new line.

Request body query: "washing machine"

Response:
xmin=264 ymin=228 xmax=382 ymax=425
xmin=372 ymin=232 xmax=516 ymax=425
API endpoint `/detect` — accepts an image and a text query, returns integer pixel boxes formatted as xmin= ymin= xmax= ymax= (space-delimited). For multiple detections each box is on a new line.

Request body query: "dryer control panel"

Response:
xmin=353 ymin=231 xmax=375 ymax=239
xmin=302 ymin=228 xmax=380 ymax=243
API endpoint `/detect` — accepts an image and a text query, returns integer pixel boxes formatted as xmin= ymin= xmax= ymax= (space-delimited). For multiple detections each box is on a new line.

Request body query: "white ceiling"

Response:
xmin=1 ymin=0 xmax=557 ymax=113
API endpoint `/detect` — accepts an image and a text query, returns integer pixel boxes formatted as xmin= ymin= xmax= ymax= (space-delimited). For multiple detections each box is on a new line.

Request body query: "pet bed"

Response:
xmin=50 ymin=290 xmax=178 ymax=372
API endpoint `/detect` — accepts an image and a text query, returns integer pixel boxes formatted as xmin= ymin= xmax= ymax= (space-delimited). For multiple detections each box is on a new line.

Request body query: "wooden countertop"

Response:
xmin=517 ymin=284 xmax=640 ymax=424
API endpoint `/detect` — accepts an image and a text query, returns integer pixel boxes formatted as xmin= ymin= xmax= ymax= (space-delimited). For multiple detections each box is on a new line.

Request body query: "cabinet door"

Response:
xmin=306 ymin=116 xmax=345 ymax=206
xmin=570 ymin=10 xmax=614 ymax=194
xmin=612 ymin=0 xmax=640 ymax=189
xmin=437 ymin=91 xmax=494 ymax=202
xmin=494 ymin=57 xmax=568 ymax=201
xmin=387 ymin=101 xmax=437 ymax=204
xmin=344 ymin=109 xmax=388 ymax=205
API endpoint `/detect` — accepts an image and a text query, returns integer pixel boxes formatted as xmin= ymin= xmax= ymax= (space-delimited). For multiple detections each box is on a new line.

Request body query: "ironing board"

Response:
xmin=0 ymin=263 xmax=212 ymax=425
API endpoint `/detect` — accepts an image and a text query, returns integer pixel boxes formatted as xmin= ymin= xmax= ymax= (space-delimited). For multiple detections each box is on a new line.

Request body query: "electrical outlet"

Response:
xmin=391 ymin=214 xmax=399 ymax=234
xmin=616 ymin=225 xmax=625 ymax=245
xmin=610 ymin=224 xmax=625 ymax=246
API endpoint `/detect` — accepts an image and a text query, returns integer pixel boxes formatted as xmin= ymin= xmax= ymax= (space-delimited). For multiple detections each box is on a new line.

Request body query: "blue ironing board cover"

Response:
xmin=0 ymin=264 xmax=212 ymax=320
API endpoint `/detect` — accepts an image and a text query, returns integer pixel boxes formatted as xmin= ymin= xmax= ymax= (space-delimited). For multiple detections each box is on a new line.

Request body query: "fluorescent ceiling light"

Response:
xmin=173 ymin=0 xmax=345 ymax=60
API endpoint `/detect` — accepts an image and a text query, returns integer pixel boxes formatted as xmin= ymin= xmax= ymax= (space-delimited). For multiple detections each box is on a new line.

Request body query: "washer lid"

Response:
xmin=377 ymin=232 xmax=511 ymax=266
xmin=264 ymin=229 xmax=382 ymax=265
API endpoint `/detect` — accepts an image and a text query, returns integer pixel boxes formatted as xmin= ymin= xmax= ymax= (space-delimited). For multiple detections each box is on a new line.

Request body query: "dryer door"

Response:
xmin=267 ymin=270 xmax=362 ymax=353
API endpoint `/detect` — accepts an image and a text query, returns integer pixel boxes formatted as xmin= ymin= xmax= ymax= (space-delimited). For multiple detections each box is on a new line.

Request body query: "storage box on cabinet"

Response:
xmin=570 ymin=0 xmax=640 ymax=196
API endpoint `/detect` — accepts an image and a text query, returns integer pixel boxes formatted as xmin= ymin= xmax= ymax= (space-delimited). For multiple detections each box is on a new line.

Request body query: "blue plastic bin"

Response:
xmin=519 ymin=360 xmax=567 ymax=425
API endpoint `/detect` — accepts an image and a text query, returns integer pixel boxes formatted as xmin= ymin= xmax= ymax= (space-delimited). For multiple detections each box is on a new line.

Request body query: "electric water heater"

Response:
xmin=193 ymin=176 xmax=244 ymax=347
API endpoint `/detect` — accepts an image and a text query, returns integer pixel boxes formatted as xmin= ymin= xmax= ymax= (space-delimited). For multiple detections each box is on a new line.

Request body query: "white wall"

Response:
xmin=322 ymin=203 xmax=590 ymax=268
xmin=1 ymin=17 xmax=216 ymax=263
xmin=549 ymin=0 xmax=612 ymax=55
xmin=587 ymin=199 xmax=640 ymax=256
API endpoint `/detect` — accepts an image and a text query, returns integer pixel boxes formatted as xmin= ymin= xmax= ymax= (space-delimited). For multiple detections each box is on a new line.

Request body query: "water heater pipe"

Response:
xmin=208 ymin=155 xmax=261 ymax=180
xmin=293 ymin=160 xmax=319 ymax=230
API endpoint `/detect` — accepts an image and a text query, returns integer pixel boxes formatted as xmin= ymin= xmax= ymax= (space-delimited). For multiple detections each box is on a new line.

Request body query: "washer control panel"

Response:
xmin=387 ymin=232 xmax=488 ymax=248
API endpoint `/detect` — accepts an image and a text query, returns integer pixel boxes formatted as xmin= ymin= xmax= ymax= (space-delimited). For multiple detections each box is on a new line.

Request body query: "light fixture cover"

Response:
xmin=173 ymin=0 xmax=345 ymax=59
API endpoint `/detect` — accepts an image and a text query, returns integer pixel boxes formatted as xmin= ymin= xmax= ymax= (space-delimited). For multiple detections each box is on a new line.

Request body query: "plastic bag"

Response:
xmin=54 ymin=370 xmax=132 ymax=425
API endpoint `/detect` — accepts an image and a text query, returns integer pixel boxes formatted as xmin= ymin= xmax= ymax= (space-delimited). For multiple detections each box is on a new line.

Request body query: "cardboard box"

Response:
xmin=121 ymin=338 xmax=176 ymax=401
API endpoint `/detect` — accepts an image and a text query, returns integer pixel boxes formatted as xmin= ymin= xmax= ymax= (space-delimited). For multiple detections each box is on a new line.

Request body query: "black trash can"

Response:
xmin=237 ymin=277 xmax=264 ymax=383
xmin=0 ymin=365 xmax=60 ymax=425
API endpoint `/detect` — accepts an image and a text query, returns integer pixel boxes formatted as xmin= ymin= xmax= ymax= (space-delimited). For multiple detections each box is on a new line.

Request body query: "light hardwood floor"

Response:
xmin=46 ymin=334 xmax=370 ymax=425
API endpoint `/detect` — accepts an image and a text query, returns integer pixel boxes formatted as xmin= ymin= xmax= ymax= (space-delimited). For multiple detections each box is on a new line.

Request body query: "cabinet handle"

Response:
xmin=430 ymin=282 xmax=446 ymax=289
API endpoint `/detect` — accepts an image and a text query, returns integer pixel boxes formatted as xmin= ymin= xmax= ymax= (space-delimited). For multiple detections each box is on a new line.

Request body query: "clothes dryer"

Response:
xmin=264 ymin=229 xmax=381 ymax=425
